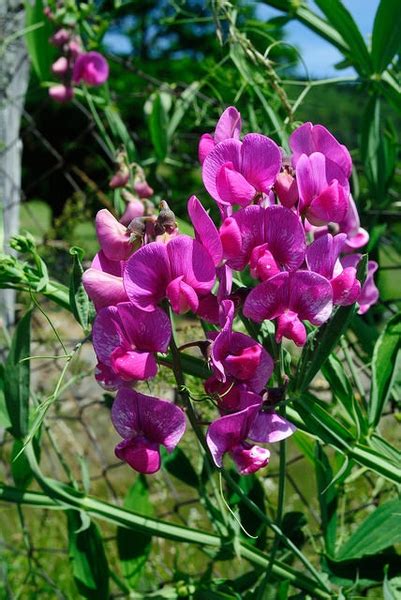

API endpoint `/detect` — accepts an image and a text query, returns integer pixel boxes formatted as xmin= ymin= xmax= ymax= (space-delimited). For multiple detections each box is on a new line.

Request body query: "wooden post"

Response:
xmin=0 ymin=1 xmax=30 ymax=328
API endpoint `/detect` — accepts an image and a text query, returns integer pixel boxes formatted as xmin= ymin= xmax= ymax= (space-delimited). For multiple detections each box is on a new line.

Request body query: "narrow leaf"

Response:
xmin=0 ymin=364 xmax=11 ymax=429
xmin=372 ymin=0 xmax=401 ymax=72
xmin=4 ymin=308 xmax=33 ymax=438
xmin=369 ymin=312 xmax=401 ymax=427
xmin=69 ymin=246 xmax=91 ymax=331
xmin=67 ymin=510 xmax=109 ymax=600
xmin=117 ymin=475 xmax=153 ymax=590
xmin=24 ymin=0 xmax=55 ymax=81
xmin=149 ymin=93 xmax=169 ymax=160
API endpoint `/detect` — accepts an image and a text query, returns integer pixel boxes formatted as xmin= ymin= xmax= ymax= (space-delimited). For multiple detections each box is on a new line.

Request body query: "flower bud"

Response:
xmin=50 ymin=28 xmax=70 ymax=47
xmin=51 ymin=56 xmax=69 ymax=75
xmin=49 ymin=84 xmax=74 ymax=103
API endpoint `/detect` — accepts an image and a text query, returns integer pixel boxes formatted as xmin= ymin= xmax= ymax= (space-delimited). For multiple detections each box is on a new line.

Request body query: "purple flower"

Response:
xmin=296 ymin=152 xmax=349 ymax=225
xmin=72 ymin=51 xmax=109 ymax=86
xmin=187 ymin=195 xmax=223 ymax=266
xmin=202 ymin=134 xmax=281 ymax=211
xmin=123 ymin=235 xmax=216 ymax=313
xmin=342 ymin=254 xmax=379 ymax=314
xmin=274 ymin=170 xmax=298 ymax=208
xmin=339 ymin=196 xmax=369 ymax=251
xmin=243 ymin=271 xmax=333 ymax=346
xmin=289 ymin=122 xmax=352 ymax=180
xmin=112 ymin=389 xmax=186 ymax=474
xmin=219 ymin=205 xmax=306 ymax=278
xmin=92 ymin=302 xmax=171 ymax=388
xmin=198 ymin=106 xmax=242 ymax=164
xmin=49 ymin=84 xmax=73 ymax=103
xmin=96 ymin=209 xmax=133 ymax=261
xmin=82 ymin=250 xmax=128 ymax=310
xmin=209 ymin=300 xmax=273 ymax=392
xmin=306 ymin=233 xmax=361 ymax=306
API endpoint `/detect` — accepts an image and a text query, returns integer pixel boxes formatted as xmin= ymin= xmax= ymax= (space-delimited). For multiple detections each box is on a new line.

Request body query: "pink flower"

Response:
xmin=244 ymin=271 xmax=333 ymax=346
xmin=112 ymin=389 xmax=186 ymax=474
xmin=82 ymin=250 xmax=128 ymax=310
xmin=51 ymin=57 xmax=69 ymax=75
xmin=119 ymin=199 xmax=145 ymax=226
xmin=296 ymin=152 xmax=349 ymax=225
xmin=95 ymin=209 xmax=133 ymax=261
xmin=134 ymin=181 xmax=154 ymax=198
xmin=219 ymin=205 xmax=306 ymax=277
xmin=49 ymin=84 xmax=73 ymax=103
xmin=209 ymin=300 xmax=273 ymax=393
xmin=50 ymin=28 xmax=70 ymax=47
xmin=290 ymin=122 xmax=352 ymax=180
xmin=123 ymin=235 xmax=216 ymax=313
xmin=187 ymin=195 xmax=223 ymax=266
xmin=198 ymin=106 xmax=242 ymax=164
xmin=202 ymin=134 xmax=281 ymax=211
xmin=72 ymin=51 xmax=109 ymax=86
xmin=341 ymin=254 xmax=379 ymax=314
xmin=306 ymin=233 xmax=361 ymax=306
xmin=274 ymin=170 xmax=298 ymax=208
xmin=92 ymin=302 xmax=171 ymax=387
xmin=339 ymin=196 xmax=369 ymax=251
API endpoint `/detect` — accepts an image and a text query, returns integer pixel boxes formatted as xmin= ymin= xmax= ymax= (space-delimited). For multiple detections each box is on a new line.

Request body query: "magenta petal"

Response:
xmin=225 ymin=206 xmax=265 ymax=271
xmin=356 ymin=260 xmax=379 ymax=314
xmin=230 ymin=442 xmax=270 ymax=475
xmin=206 ymin=404 xmax=260 ymax=467
xmin=224 ymin=344 xmax=262 ymax=381
xmin=264 ymin=205 xmax=306 ymax=271
xmin=167 ymin=236 xmax=216 ymax=297
xmin=92 ymin=305 xmax=123 ymax=365
xmin=196 ymin=294 xmax=220 ymax=324
xmin=198 ymin=133 xmax=215 ymax=164
xmin=82 ymin=268 xmax=128 ymax=310
xmin=112 ymin=389 xmax=186 ymax=451
xmin=240 ymin=134 xmax=281 ymax=193
xmin=288 ymin=271 xmax=333 ymax=325
xmin=72 ymin=51 xmax=109 ymax=86
xmin=227 ymin=333 xmax=274 ymax=392
xmin=216 ymin=162 xmax=256 ymax=207
xmin=220 ymin=217 xmax=243 ymax=259
xmin=116 ymin=303 xmax=171 ymax=353
xmin=243 ymin=272 xmax=290 ymax=322
xmin=331 ymin=267 xmax=361 ymax=306
xmin=124 ymin=242 xmax=171 ymax=311
xmin=306 ymin=233 xmax=347 ymax=279
xmin=308 ymin=180 xmax=349 ymax=225
xmin=92 ymin=250 xmax=123 ymax=277
xmin=166 ymin=276 xmax=199 ymax=314
xmin=248 ymin=411 xmax=296 ymax=443
xmin=214 ymin=106 xmax=242 ymax=143
xmin=276 ymin=311 xmax=307 ymax=346
xmin=202 ymin=138 xmax=242 ymax=204
xmin=95 ymin=362 xmax=124 ymax=391
xmin=274 ymin=171 xmax=298 ymax=208
xmin=296 ymin=152 xmax=327 ymax=213
xmin=115 ymin=438 xmax=161 ymax=474
xmin=111 ymin=347 xmax=157 ymax=380
xmin=187 ymin=195 xmax=223 ymax=266
xmin=96 ymin=209 xmax=132 ymax=261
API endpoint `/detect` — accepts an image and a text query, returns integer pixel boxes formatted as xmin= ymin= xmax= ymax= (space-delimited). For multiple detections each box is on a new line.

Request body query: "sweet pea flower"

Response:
xmin=72 ymin=51 xmax=109 ymax=86
xmin=202 ymin=134 xmax=281 ymax=211
xmin=220 ymin=205 xmax=306 ymax=278
xmin=306 ymin=233 xmax=361 ymax=306
xmin=198 ymin=106 xmax=242 ymax=164
xmin=187 ymin=195 xmax=223 ymax=266
xmin=244 ymin=271 xmax=333 ymax=346
xmin=209 ymin=300 xmax=273 ymax=392
xmin=274 ymin=169 xmax=298 ymax=208
xmin=134 ymin=180 xmax=154 ymax=198
xmin=296 ymin=152 xmax=349 ymax=225
xmin=341 ymin=254 xmax=379 ymax=314
xmin=50 ymin=28 xmax=70 ymax=47
xmin=51 ymin=56 xmax=69 ymax=75
xmin=48 ymin=84 xmax=73 ymax=103
xmin=96 ymin=209 xmax=133 ymax=261
xmin=119 ymin=199 xmax=145 ymax=227
xmin=339 ymin=196 xmax=369 ymax=251
xmin=207 ymin=404 xmax=270 ymax=474
xmin=112 ymin=389 xmax=186 ymax=474
xmin=92 ymin=302 xmax=171 ymax=388
xmin=82 ymin=250 xmax=128 ymax=310
xmin=290 ymin=122 xmax=352 ymax=181
xmin=124 ymin=235 xmax=216 ymax=313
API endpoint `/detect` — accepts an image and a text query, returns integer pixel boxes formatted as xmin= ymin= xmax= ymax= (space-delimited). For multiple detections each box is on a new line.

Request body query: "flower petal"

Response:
xmin=166 ymin=276 xmax=199 ymax=314
xmin=111 ymin=347 xmax=158 ymax=381
xmin=116 ymin=303 xmax=171 ymax=352
xmin=214 ymin=106 xmax=242 ymax=143
xmin=240 ymin=133 xmax=281 ymax=193
xmin=243 ymin=272 xmax=290 ymax=322
xmin=187 ymin=195 xmax=223 ymax=266
xmin=124 ymin=242 xmax=171 ymax=311
xmin=216 ymin=162 xmax=256 ymax=207
xmin=83 ymin=269 xmax=128 ymax=310
xmin=167 ymin=236 xmax=216 ymax=297
xmin=288 ymin=271 xmax=333 ymax=325
xmin=248 ymin=411 xmax=296 ymax=443
xmin=202 ymin=139 xmax=242 ymax=204
xmin=264 ymin=205 xmax=306 ymax=271
xmin=96 ymin=209 xmax=132 ymax=261
xmin=115 ymin=437 xmax=161 ymax=474
xmin=92 ymin=305 xmax=122 ymax=365
xmin=306 ymin=233 xmax=347 ymax=279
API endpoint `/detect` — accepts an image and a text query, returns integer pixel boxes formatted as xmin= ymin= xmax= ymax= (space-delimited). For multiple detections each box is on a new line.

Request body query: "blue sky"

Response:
xmin=257 ymin=0 xmax=380 ymax=77
xmin=104 ymin=1 xmax=380 ymax=79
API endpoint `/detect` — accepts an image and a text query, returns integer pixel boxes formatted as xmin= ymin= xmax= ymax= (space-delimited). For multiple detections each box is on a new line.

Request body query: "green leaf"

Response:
xmin=104 ymin=106 xmax=136 ymax=161
xmin=4 ymin=308 xmax=33 ymax=438
xmin=383 ymin=566 xmax=401 ymax=600
xmin=372 ymin=0 xmax=401 ymax=72
xmin=336 ymin=499 xmax=401 ymax=560
xmin=117 ymin=475 xmax=153 ymax=590
xmin=369 ymin=312 xmax=401 ymax=427
xmin=314 ymin=0 xmax=372 ymax=74
xmin=163 ymin=447 xmax=199 ymax=488
xmin=69 ymin=246 xmax=91 ymax=331
xmin=24 ymin=0 xmax=54 ymax=81
xmin=148 ymin=93 xmax=169 ymax=160
xmin=11 ymin=436 xmax=40 ymax=489
xmin=0 ymin=364 xmax=11 ymax=429
xmin=67 ymin=510 xmax=109 ymax=599
xmin=315 ymin=444 xmax=337 ymax=555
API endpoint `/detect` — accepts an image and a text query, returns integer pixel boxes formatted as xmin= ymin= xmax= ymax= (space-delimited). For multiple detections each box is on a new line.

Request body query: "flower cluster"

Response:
xmin=46 ymin=14 xmax=109 ymax=103
xmin=84 ymin=107 xmax=378 ymax=476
